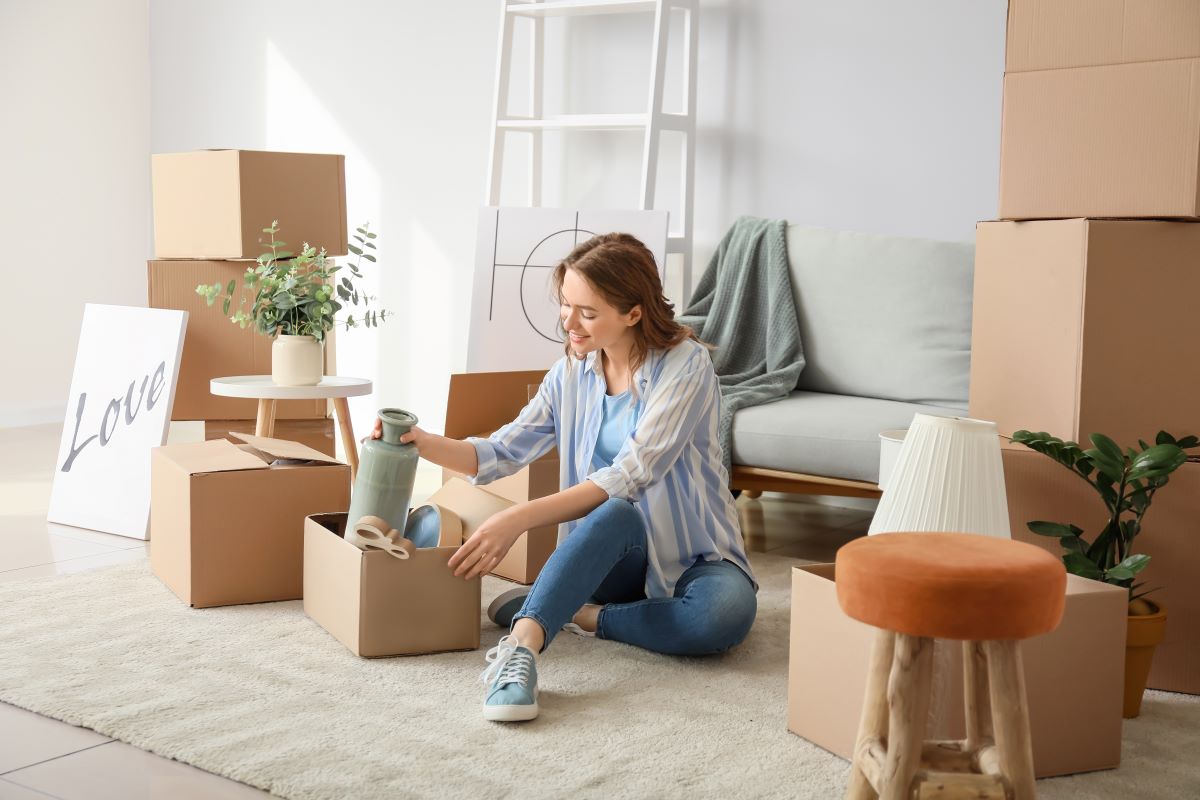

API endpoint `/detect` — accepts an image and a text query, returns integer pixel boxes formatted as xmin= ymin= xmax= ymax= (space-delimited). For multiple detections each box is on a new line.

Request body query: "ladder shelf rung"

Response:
xmin=506 ymin=0 xmax=657 ymax=19
xmin=498 ymin=113 xmax=648 ymax=130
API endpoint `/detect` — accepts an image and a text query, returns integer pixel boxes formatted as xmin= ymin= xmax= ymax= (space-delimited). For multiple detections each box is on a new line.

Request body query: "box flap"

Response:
xmin=155 ymin=438 xmax=270 ymax=475
xmin=426 ymin=477 xmax=515 ymax=536
xmin=445 ymin=371 xmax=548 ymax=440
xmin=227 ymin=432 xmax=345 ymax=465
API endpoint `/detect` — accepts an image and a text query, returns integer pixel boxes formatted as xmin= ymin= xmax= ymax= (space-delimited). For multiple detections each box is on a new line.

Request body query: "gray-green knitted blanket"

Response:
xmin=678 ymin=217 xmax=805 ymax=475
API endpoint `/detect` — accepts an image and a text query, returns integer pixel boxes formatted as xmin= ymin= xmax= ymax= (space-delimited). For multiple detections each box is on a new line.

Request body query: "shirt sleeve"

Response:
xmin=586 ymin=345 xmax=715 ymax=502
xmin=467 ymin=360 xmax=562 ymax=486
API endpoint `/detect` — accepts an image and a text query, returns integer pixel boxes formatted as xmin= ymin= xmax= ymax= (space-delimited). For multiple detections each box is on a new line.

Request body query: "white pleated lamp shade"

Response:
xmin=868 ymin=413 xmax=1011 ymax=538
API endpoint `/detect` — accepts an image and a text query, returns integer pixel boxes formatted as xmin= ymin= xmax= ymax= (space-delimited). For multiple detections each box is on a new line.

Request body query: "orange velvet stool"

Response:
xmin=835 ymin=532 xmax=1066 ymax=800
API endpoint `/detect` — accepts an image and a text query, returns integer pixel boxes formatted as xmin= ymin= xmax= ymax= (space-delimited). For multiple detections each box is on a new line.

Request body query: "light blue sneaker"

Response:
xmin=481 ymin=634 xmax=539 ymax=722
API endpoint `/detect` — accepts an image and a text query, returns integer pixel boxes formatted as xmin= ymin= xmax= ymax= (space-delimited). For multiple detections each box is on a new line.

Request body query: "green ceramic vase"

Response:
xmin=345 ymin=408 xmax=420 ymax=537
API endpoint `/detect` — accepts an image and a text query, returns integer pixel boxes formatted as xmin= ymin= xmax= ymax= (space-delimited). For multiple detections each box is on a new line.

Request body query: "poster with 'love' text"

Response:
xmin=48 ymin=304 xmax=187 ymax=539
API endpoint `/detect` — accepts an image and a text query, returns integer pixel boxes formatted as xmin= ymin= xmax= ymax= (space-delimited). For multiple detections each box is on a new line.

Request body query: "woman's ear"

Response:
xmin=626 ymin=305 xmax=643 ymax=327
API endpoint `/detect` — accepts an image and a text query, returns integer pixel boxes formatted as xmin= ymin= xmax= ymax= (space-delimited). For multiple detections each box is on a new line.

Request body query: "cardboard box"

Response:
xmin=204 ymin=417 xmax=335 ymax=457
xmin=148 ymin=259 xmax=334 ymax=421
xmin=303 ymin=514 xmax=480 ymax=658
xmin=787 ymin=563 xmax=1126 ymax=778
xmin=152 ymin=149 xmax=348 ymax=259
xmin=998 ymin=58 xmax=1200 ymax=219
xmin=302 ymin=479 xmax=500 ymax=657
xmin=968 ymin=219 xmax=1200 ymax=446
xmin=150 ymin=432 xmax=350 ymax=608
xmin=1006 ymin=0 xmax=1200 ymax=72
xmin=1003 ymin=442 xmax=1200 ymax=694
xmin=442 ymin=370 xmax=559 ymax=584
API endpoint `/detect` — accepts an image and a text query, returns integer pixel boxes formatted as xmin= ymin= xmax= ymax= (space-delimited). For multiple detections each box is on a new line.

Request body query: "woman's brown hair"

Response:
xmin=551 ymin=232 xmax=703 ymax=376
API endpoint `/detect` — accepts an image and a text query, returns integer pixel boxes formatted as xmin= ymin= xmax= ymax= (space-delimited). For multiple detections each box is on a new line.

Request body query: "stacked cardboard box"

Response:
xmin=148 ymin=149 xmax=347 ymax=426
xmin=971 ymin=1 xmax=1200 ymax=695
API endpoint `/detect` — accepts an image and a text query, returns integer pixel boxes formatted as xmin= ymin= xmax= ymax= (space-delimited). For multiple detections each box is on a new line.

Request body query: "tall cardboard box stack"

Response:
xmin=971 ymin=1 xmax=1200 ymax=696
xmin=148 ymin=150 xmax=348 ymax=447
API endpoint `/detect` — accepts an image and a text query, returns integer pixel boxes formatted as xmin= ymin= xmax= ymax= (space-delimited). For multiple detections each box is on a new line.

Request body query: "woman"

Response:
xmin=371 ymin=233 xmax=757 ymax=722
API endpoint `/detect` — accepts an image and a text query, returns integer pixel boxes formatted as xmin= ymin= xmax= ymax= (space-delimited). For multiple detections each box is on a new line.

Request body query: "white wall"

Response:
xmin=5 ymin=0 xmax=1008 ymax=437
xmin=0 ymin=0 xmax=150 ymax=426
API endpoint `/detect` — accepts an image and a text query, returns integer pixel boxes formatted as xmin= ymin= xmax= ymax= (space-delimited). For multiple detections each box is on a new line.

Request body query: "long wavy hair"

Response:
xmin=551 ymin=232 xmax=702 ymax=377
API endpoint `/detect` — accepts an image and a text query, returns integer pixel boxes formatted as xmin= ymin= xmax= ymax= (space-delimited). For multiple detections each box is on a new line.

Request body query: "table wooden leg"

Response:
xmin=255 ymin=399 xmax=277 ymax=438
xmin=333 ymin=397 xmax=359 ymax=481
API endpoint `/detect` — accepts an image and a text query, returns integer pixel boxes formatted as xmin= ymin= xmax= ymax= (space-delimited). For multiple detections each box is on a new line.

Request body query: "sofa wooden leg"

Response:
xmin=743 ymin=489 xmax=762 ymax=499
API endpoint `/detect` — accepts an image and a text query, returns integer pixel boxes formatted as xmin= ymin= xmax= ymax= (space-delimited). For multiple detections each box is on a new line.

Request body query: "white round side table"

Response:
xmin=210 ymin=376 xmax=373 ymax=478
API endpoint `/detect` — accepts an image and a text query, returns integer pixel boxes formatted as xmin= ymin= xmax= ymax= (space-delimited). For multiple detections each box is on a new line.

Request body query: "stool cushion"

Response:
xmin=835 ymin=532 xmax=1067 ymax=640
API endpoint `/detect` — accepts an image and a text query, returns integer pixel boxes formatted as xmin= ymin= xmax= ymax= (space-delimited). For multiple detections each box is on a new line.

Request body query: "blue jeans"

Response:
xmin=512 ymin=498 xmax=757 ymax=655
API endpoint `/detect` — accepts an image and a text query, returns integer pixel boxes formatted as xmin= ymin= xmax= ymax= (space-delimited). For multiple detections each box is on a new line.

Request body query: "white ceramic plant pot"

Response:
xmin=271 ymin=334 xmax=324 ymax=386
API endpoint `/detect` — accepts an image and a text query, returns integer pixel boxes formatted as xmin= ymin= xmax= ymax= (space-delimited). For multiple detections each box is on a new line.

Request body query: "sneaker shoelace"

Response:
xmin=481 ymin=634 xmax=534 ymax=688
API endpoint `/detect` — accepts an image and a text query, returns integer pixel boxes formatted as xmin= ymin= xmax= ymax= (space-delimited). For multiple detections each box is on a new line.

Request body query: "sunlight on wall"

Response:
xmin=265 ymin=40 xmax=384 ymax=459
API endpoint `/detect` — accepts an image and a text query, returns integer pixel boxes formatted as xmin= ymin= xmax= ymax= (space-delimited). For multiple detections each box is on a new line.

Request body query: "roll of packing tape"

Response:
xmin=405 ymin=504 xmax=464 ymax=548
xmin=351 ymin=515 xmax=415 ymax=560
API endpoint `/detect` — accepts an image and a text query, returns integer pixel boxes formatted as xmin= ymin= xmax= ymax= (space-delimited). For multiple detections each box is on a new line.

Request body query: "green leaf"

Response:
xmin=364 ymin=241 xmax=376 ymax=249
xmin=363 ymin=253 xmax=376 ymax=262
xmin=1063 ymin=552 xmax=1103 ymax=580
xmin=1061 ymin=536 xmax=1084 ymax=555
xmin=348 ymin=244 xmax=363 ymax=256
xmin=1027 ymin=521 xmax=1082 ymax=538
xmin=226 ymin=279 xmax=236 ymax=296
xmin=222 ymin=298 xmax=230 ymax=315
xmin=1090 ymin=433 xmax=1124 ymax=465
xmin=1117 ymin=553 xmax=1151 ymax=575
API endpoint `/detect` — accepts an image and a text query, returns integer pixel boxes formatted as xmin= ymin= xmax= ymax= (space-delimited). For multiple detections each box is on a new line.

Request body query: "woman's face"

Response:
xmin=559 ymin=267 xmax=641 ymax=359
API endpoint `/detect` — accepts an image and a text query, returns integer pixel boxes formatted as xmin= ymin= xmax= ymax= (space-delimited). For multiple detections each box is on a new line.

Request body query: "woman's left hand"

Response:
xmin=448 ymin=505 xmax=528 ymax=579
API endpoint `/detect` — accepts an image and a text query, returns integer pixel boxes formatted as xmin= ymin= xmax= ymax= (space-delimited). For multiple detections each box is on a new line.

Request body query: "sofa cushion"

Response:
xmin=785 ymin=224 xmax=973 ymax=408
xmin=730 ymin=391 xmax=964 ymax=483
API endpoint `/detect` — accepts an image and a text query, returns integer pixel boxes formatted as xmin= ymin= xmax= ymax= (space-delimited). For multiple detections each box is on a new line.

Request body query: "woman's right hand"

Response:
xmin=364 ymin=419 xmax=427 ymax=447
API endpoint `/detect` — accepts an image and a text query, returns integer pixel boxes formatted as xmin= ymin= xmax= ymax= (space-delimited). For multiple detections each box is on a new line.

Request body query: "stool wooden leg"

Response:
xmin=255 ymin=399 xmax=276 ymax=438
xmin=985 ymin=640 xmax=1036 ymax=800
xmin=880 ymin=634 xmax=933 ymax=800
xmin=846 ymin=628 xmax=895 ymax=800
xmin=333 ymin=397 xmax=359 ymax=481
xmin=963 ymin=640 xmax=993 ymax=751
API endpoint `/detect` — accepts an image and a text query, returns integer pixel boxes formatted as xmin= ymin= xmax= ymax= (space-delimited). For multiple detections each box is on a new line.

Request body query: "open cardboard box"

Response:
xmin=302 ymin=477 xmax=510 ymax=657
xmin=150 ymin=432 xmax=350 ymax=608
xmin=442 ymin=370 xmax=559 ymax=584
xmin=151 ymin=149 xmax=348 ymax=259
xmin=787 ymin=563 xmax=1126 ymax=778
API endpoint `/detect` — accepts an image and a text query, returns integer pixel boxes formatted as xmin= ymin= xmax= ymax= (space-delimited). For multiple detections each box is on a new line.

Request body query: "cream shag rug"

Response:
xmin=0 ymin=554 xmax=1197 ymax=800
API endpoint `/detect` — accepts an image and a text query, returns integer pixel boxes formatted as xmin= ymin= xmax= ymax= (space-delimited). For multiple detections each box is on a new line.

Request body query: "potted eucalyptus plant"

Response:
xmin=196 ymin=221 xmax=389 ymax=386
xmin=1012 ymin=428 xmax=1198 ymax=717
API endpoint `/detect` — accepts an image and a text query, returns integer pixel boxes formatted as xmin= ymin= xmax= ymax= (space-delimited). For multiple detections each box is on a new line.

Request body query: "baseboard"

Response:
xmin=0 ymin=405 xmax=65 ymax=429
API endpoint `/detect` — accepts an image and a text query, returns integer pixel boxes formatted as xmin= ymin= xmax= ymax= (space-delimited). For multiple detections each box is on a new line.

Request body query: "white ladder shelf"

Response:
xmin=486 ymin=0 xmax=699 ymax=303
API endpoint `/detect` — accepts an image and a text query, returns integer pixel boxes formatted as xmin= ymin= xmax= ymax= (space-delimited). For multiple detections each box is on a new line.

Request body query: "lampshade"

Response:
xmin=868 ymin=413 xmax=1011 ymax=538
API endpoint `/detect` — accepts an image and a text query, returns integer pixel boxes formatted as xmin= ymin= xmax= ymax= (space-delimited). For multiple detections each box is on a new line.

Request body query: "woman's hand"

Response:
xmin=448 ymin=505 xmax=528 ymax=579
xmin=363 ymin=419 xmax=427 ymax=447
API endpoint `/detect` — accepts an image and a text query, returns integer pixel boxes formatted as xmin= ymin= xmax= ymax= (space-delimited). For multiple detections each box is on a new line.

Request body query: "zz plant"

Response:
xmin=196 ymin=221 xmax=388 ymax=341
xmin=1012 ymin=429 xmax=1198 ymax=602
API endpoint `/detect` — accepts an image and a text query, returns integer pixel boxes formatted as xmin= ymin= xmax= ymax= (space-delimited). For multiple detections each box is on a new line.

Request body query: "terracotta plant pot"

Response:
xmin=1123 ymin=599 xmax=1167 ymax=718
xmin=272 ymin=334 xmax=324 ymax=386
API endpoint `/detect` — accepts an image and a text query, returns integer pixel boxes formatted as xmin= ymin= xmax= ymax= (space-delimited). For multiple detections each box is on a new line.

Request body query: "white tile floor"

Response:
xmin=0 ymin=421 xmax=871 ymax=799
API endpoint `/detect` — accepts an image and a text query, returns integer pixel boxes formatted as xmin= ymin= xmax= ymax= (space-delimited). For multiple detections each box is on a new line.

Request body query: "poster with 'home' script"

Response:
xmin=48 ymin=304 xmax=187 ymax=539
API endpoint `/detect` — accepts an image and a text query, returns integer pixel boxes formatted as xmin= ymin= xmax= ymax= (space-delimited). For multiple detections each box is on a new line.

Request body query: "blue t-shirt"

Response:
xmin=591 ymin=389 xmax=639 ymax=470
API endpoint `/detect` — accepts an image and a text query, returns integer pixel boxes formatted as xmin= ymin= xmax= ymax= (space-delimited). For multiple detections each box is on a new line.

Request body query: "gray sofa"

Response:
xmin=729 ymin=224 xmax=974 ymax=495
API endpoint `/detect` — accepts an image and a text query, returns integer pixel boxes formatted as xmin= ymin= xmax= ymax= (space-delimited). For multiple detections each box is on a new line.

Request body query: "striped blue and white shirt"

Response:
xmin=467 ymin=338 xmax=756 ymax=599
